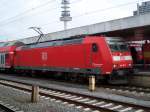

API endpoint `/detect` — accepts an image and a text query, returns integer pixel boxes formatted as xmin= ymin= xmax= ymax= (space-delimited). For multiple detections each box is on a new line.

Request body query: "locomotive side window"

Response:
xmin=5 ymin=54 xmax=8 ymax=59
xmin=0 ymin=54 xmax=3 ymax=65
xmin=0 ymin=55 xmax=1 ymax=64
xmin=2 ymin=55 xmax=3 ymax=64
xmin=0 ymin=54 xmax=1 ymax=65
xmin=1 ymin=55 xmax=3 ymax=64
xmin=92 ymin=43 xmax=98 ymax=52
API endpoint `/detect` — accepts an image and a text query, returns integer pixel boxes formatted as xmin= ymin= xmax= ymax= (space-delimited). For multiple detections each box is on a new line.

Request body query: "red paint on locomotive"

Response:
xmin=13 ymin=36 xmax=132 ymax=75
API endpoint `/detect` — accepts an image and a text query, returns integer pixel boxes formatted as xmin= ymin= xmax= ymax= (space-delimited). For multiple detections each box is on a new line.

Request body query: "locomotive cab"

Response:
xmin=106 ymin=38 xmax=133 ymax=84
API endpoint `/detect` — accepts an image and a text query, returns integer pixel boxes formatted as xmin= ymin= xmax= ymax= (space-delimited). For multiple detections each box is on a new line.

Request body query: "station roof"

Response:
xmin=19 ymin=13 xmax=150 ymax=44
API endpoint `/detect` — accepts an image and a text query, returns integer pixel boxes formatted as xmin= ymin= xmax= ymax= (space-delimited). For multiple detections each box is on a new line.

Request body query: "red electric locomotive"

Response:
xmin=13 ymin=35 xmax=132 ymax=84
xmin=0 ymin=35 xmax=133 ymax=84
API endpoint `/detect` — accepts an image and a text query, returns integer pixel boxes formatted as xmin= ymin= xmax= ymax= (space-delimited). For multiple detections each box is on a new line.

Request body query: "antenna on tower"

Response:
xmin=60 ymin=0 xmax=72 ymax=30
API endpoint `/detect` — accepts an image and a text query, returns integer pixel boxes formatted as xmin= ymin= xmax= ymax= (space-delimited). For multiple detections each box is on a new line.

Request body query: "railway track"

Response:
xmin=119 ymin=86 xmax=150 ymax=93
xmin=0 ymin=79 xmax=149 ymax=112
xmin=99 ymin=85 xmax=150 ymax=96
xmin=0 ymin=101 xmax=21 ymax=112
xmin=0 ymin=73 xmax=150 ymax=97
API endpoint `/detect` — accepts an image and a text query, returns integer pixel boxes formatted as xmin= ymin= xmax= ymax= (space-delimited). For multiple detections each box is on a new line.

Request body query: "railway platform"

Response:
xmin=129 ymin=70 xmax=150 ymax=87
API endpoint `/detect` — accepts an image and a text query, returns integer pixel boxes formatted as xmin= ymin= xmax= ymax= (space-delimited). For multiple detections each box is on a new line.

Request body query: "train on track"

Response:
xmin=128 ymin=40 xmax=150 ymax=68
xmin=143 ymin=40 xmax=150 ymax=66
xmin=0 ymin=35 xmax=133 ymax=84
xmin=128 ymin=41 xmax=143 ymax=64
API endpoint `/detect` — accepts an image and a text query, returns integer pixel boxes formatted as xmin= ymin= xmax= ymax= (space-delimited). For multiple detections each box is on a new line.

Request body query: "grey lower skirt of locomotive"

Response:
xmin=97 ymin=69 xmax=133 ymax=84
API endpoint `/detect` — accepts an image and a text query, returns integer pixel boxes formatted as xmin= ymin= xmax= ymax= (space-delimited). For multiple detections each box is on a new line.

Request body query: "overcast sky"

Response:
xmin=0 ymin=0 xmax=149 ymax=41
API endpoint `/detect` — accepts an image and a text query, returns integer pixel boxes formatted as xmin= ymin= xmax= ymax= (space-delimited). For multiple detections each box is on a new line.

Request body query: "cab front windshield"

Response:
xmin=109 ymin=43 xmax=129 ymax=52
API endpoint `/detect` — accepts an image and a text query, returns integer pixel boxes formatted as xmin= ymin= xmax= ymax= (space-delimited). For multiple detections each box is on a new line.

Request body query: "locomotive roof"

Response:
xmin=0 ymin=41 xmax=25 ymax=47
xmin=19 ymin=35 xmax=85 ymax=49
xmin=105 ymin=37 xmax=124 ymax=41
xmin=22 ymin=36 xmax=126 ymax=49
xmin=105 ymin=37 xmax=126 ymax=44
xmin=0 ymin=42 xmax=6 ymax=47
xmin=26 ymin=37 xmax=84 ymax=49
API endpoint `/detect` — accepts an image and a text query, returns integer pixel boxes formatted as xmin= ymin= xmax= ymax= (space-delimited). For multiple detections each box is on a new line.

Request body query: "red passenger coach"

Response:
xmin=143 ymin=40 xmax=150 ymax=64
xmin=128 ymin=41 xmax=144 ymax=64
xmin=0 ymin=41 xmax=24 ymax=69
xmin=13 ymin=35 xmax=132 ymax=84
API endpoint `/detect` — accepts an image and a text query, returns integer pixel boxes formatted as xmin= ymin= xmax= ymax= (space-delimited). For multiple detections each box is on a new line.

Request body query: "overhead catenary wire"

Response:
xmin=0 ymin=0 xmax=56 ymax=23
xmin=0 ymin=0 xmax=147 ymax=40
xmin=40 ymin=0 xmax=146 ymax=28
xmin=0 ymin=0 xmax=143 ymax=27
xmin=0 ymin=0 xmax=81 ymax=27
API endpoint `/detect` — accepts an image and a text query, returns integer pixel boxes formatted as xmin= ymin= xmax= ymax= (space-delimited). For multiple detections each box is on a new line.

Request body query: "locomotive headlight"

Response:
xmin=9 ymin=52 xmax=14 ymax=54
xmin=113 ymin=64 xmax=117 ymax=68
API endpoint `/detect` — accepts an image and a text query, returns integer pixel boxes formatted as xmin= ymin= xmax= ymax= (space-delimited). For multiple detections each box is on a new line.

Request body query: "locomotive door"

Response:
xmin=0 ymin=53 xmax=5 ymax=68
xmin=91 ymin=43 xmax=101 ymax=67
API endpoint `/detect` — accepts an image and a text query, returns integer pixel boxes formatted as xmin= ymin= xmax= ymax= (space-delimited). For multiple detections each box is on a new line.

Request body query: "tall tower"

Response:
xmin=60 ymin=0 xmax=72 ymax=30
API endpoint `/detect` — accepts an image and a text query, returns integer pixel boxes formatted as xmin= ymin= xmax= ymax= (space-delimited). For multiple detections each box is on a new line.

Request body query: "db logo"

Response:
xmin=41 ymin=52 xmax=48 ymax=61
